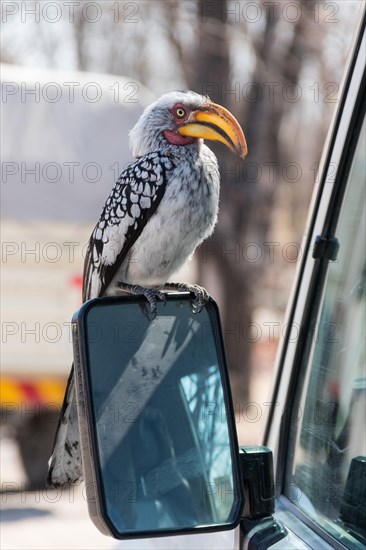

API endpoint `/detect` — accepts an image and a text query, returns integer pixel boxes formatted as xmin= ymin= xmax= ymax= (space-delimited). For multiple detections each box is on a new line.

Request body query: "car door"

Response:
xmin=259 ymin=8 xmax=365 ymax=550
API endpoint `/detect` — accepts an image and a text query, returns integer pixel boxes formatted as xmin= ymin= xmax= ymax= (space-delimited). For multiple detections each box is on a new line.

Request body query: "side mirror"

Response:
xmin=72 ymin=293 xmax=244 ymax=539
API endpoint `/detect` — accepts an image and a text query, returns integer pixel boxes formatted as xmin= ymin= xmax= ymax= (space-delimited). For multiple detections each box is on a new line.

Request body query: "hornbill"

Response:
xmin=47 ymin=90 xmax=247 ymax=487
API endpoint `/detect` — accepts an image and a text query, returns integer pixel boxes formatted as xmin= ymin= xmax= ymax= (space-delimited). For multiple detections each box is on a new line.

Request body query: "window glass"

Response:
xmin=285 ymin=116 xmax=366 ymax=547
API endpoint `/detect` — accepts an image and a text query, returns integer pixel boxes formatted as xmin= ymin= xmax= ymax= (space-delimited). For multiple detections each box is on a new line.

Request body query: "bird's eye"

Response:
xmin=176 ymin=107 xmax=186 ymax=118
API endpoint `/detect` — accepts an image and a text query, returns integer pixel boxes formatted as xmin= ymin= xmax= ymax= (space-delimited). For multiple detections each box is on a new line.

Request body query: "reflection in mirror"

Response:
xmin=79 ymin=296 xmax=241 ymax=537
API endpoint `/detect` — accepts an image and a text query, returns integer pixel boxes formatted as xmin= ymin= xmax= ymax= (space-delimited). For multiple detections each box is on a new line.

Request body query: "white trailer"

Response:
xmin=1 ymin=63 xmax=154 ymax=488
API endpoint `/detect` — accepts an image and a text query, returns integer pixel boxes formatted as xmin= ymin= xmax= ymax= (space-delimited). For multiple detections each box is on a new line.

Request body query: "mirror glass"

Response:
xmin=79 ymin=296 xmax=242 ymax=537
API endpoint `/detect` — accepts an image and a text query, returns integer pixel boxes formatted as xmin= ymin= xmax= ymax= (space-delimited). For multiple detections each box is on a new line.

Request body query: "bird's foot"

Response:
xmin=163 ymin=282 xmax=209 ymax=313
xmin=117 ymin=283 xmax=166 ymax=319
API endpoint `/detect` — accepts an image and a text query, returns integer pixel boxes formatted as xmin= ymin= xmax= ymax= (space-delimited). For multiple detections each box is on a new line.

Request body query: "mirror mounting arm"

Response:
xmin=239 ymin=446 xmax=275 ymax=520
xmin=238 ymin=446 xmax=287 ymax=548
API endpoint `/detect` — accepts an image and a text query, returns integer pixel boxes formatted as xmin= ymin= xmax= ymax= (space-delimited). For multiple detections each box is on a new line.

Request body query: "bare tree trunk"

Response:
xmin=190 ymin=0 xmax=254 ymax=405
xmin=190 ymin=1 xmax=313 ymax=407
xmin=73 ymin=8 xmax=88 ymax=71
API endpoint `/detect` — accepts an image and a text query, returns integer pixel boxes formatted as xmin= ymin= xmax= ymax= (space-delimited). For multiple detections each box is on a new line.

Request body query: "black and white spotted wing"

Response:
xmin=83 ymin=152 xmax=174 ymax=301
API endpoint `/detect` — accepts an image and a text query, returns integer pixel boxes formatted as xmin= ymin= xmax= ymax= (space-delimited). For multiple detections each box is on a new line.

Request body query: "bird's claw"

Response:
xmin=142 ymin=288 xmax=166 ymax=320
xmin=192 ymin=285 xmax=210 ymax=313
xmin=117 ymin=283 xmax=166 ymax=320
xmin=190 ymin=284 xmax=209 ymax=313
xmin=163 ymin=282 xmax=210 ymax=314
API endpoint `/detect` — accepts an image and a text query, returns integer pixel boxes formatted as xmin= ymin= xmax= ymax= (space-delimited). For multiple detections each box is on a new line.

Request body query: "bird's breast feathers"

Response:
xmin=124 ymin=147 xmax=220 ymax=287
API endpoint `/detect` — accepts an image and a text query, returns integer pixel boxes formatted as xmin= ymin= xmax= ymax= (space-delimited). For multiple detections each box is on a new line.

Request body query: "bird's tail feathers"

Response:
xmin=47 ymin=366 xmax=83 ymax=487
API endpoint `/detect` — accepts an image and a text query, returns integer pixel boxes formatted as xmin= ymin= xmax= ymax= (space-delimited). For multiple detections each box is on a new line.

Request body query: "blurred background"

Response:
xmin=0 ymin=0 xmax=362 ymax=547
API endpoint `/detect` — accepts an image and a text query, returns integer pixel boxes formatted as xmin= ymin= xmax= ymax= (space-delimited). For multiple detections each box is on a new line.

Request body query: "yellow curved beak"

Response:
xmin=178 ymin=102 xmax=247 ymax=158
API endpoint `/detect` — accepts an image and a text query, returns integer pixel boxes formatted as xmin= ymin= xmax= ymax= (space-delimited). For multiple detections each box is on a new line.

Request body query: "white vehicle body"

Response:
xmin=1 ymin=64 xmax=154 ymax=486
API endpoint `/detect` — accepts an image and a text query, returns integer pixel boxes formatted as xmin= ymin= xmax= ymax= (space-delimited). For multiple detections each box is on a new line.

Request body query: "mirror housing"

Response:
xmin=72 ymin=293 xmax=244 ymax=539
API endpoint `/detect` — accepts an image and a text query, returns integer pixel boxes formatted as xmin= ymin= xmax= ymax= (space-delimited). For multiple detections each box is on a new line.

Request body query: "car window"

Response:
xmin=285 ymin=114 xmax=365 ymax=548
